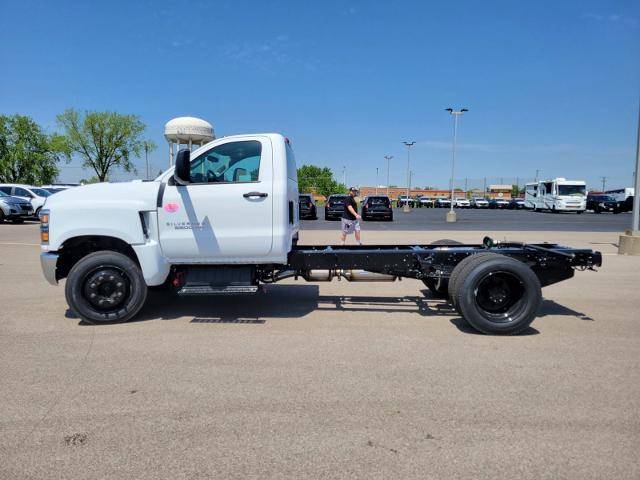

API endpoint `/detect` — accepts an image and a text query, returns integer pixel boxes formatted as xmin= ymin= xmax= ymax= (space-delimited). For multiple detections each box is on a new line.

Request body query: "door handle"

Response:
xmin=243 ymin=191 xmax=268 ymax=198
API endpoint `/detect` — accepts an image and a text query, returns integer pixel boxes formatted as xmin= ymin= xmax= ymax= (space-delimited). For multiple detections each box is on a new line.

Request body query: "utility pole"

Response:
xmin=376 ymin=167 xmax=379 ymax=195
xmin=535 ymin=169 xmax=540 ymax=183
xmin=403 ymin=141 xmax=415 ymax=212
xmin=445 ymin=108 xmax=468 ymax=222
xmin=600 ymin=176 xmax=607 ymax=192
xmin=342 ymin=166 xmax=346 ymax=186
xmin=483 ymin=177 xmax=487 ymax=196
xmin=384 ymin=155 xmax=393 ymax=197
xmin=464 ymin=177 xmax=468 ymax=197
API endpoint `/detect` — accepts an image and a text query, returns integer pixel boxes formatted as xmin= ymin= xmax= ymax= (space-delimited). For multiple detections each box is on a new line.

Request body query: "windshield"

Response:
xmin=0 ymin=190 xmax=8 ymax=197
xmin=558 ymin=185 xmax=585 ymax=196
xmin=30 ymin=188 xmax=51 ymax=197
xmin=368 ymin=197 xmax=389 ymax=204
xmin=592 ymin=195 xmax=615 ymax=201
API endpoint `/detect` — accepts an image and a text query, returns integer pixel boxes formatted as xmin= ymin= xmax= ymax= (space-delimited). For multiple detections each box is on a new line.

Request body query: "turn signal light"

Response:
xmin=41 ymin=231 xmax=49 ymax=243
xmin=40 ymin=213 xmax=49 ymax=224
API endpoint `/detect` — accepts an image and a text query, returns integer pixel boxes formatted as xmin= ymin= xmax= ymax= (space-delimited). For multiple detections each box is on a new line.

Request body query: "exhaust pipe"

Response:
xmin=302 ymin=269 xmax=396 ymax=282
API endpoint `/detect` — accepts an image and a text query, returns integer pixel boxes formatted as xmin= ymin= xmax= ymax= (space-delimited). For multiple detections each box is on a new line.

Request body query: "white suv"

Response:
xmin=454 ymin=197 xmax=470 ymax=208
xmin=0 ymin=184 xmax=51 ymax=217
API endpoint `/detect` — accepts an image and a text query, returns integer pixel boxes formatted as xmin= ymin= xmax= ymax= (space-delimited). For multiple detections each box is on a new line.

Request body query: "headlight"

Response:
xmin=599 ymin=202 xmax=605 ymax=207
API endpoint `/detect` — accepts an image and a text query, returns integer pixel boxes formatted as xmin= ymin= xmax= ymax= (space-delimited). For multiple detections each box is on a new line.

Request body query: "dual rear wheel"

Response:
xmin=423 ymin=241 xmax=542 ymax=335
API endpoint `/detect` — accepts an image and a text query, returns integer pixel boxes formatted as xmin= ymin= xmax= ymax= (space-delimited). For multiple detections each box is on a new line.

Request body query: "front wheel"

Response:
xmin=65 ymin=251 xmax=148 ymax=324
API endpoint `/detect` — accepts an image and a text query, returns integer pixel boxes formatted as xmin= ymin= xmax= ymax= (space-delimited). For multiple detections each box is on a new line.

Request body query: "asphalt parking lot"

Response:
xmin=1 ymin=223 xmax=639 ymax=479
xmin=302 ymin=207 xmax=633 ymax=232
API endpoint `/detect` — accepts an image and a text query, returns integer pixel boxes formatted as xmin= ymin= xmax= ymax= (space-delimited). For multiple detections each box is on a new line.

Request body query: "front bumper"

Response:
xmin=40 ymin=252 xmax=59 ymax=285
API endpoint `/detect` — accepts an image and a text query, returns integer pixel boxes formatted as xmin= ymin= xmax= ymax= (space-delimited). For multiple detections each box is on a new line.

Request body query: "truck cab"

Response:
xmin=40 ymin=133 xmax=299 ymax=321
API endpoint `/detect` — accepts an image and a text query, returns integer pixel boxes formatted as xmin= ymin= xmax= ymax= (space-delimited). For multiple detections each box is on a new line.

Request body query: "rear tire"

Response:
xmin=65 ymin=251 xmax=148 ymax=324
xmin=0 ymin=211 xmax=4 ymax=223
xmin=450 ymin=254 xmax=542 ymax=335
xmin=422 ymin=240 xmax=463 ymax=297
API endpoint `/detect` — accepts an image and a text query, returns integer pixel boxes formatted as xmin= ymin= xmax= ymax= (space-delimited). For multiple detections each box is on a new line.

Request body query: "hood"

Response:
xmin=44 ymin=180 xmax=161 ymax=211
xmin=0 ymin=195 xmax=27 ymax=205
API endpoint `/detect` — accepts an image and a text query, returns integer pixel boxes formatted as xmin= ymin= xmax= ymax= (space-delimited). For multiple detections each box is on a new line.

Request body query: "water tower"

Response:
xmin=164 ymin=117 xmax=215 ymax=166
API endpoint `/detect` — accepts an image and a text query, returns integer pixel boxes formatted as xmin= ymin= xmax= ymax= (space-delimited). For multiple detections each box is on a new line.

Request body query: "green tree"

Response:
xmin=297 ymin=164 xmax=346 ymax=198
xmin=57 ymin=109 xmax=147 ymax=182
xmin=0 ymin=114 xmax=67 ymax=184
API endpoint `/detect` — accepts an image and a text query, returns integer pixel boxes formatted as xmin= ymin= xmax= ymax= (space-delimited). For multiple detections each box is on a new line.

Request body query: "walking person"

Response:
xmin=341 ymin=187 xmax=362 ymax=245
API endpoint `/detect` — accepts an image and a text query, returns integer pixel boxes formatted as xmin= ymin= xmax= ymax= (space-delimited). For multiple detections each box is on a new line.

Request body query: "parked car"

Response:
xmin=298 ymin=194 xmax=317 ymax=220
xmin=41 ymin=184 xmax=75 ymax=195
xmin=361 ymin=195 xmax=393 ymax=221
xmin=586 ymin=194 xmax=620 ymax=214
xmin=489 ymin=198 xmax=510 ymax=209
xmin=435 ymin=198 xmax=451 ymax=208
xmin=471 ymin=197 xmax=489 ymax=208
xmin=0 ymin=184 xmax=51 ymax=217
xmin=418 ymin=196 xmax=435 ymax=208
xmin=508 ymin=198 xmax=526 ymax=209
xmin=396 ymin=195 xmax=416 ymax=208
xmin=0 ymin=190 xmax=34 ymax=223
xmin=325 ymin=194 xmax=348 ymax=220
xmin=454 ymin=197 xmax=470 ymax=208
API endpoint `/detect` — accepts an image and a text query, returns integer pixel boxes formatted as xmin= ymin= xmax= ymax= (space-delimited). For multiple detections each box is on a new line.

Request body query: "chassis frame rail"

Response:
xmin=287 ymin=241 xmax=602 ymax=287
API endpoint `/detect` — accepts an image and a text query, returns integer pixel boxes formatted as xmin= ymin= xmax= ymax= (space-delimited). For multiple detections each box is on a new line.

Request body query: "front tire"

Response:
xmin=65 ymin=251 xmax=148 ymax=324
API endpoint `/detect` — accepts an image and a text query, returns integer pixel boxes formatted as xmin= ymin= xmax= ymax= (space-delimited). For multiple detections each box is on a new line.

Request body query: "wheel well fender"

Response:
xmin=56 ymin=235 xmax=140 ymax=281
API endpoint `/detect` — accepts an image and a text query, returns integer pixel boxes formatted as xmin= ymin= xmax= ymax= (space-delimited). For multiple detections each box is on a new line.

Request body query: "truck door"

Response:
xmin=158 ymin=137 xmax=273 ymax=262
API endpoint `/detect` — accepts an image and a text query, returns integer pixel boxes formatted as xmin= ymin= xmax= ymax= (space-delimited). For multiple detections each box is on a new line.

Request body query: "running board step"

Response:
xmin=177 ymin=285 xmax=259 ymax=296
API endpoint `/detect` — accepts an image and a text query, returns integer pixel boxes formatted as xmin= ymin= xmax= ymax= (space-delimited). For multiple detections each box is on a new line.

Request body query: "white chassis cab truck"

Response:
xmin=40 ymin=133 xmax=602 ymax=335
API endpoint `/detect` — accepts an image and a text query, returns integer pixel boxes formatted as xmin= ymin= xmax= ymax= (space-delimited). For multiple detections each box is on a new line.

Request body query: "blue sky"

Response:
xmin=1 ymin=0 xmax=638 ymax=190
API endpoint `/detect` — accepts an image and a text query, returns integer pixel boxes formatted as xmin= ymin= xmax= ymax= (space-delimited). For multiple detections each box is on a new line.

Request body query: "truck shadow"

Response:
xmin=69 ymin=287 xmax=594 ymax=332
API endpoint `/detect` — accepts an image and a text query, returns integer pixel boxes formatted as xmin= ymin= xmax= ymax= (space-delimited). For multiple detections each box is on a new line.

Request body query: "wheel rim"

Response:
xmin=82 ymin=266 xmax=131 ymax=311
xmin=473 ymin=271 xmax=526 ymax=323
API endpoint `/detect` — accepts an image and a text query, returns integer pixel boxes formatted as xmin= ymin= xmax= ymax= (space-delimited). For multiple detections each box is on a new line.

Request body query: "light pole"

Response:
xmin=618 ymin=99 xmax=640 ymax=254
xmin=342 ymin=166 xmax=346 ymax=186
xmin=384 ymin=155 xmax=393 ymax=197
xmin=445 ymin=108 xmax=468 ymax=222
xmin=403 ymin=141 xmax=415 ymax=212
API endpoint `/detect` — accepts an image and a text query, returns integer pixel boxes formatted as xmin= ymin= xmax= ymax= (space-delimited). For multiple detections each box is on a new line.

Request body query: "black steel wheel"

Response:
xmin=422 ymin=240 xmax=462 ymax=297
xmin=0 ymin=210 xmax=4 ymax=223
xmin=65 ymin=251 xmax=147 ymax=324
xmin=450 ymin=254 xmax=542 ymax=335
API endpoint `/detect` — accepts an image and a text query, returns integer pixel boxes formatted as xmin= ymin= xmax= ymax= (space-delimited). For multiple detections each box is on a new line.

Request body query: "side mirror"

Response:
xmin=174 ymin=149 xmax=191 ymax=185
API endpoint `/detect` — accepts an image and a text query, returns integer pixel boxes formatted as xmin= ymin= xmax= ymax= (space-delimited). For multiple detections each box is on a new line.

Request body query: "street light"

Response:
xmin=403 ymin=141 xmax=415 ymax=212
xmin=384 ymin=155 xmax=393 ymax=197
xmin=445 ymin=108 xmax=468 ymax=222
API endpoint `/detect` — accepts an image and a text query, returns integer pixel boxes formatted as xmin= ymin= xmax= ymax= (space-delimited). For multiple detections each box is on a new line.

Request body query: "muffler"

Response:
xmin=302 ymin=269 xmax=334 ymax=282
xmin=339 ymin=269 xmax=397 ymax=282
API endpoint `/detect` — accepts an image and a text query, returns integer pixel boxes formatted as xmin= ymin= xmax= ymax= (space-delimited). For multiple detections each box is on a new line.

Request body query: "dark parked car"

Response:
xmin=619 ymin=195 xmax=634 ymax=212
xmin=508 ymin=198 xmax=526 ymax=209
xmin=586 ymin=194 xmax=620 ymax=213
xmin=489 ymin=198 xmax=510 ymax=209
xmin=361 ymin=195 xmax=393 ymax=221
xmin=435 ymin=198 xmax=451 ymax=208
xmin=325 ymin=194 xmax=348 ymax=220
xmin=298 ymin=194 xmax=317 ymax=220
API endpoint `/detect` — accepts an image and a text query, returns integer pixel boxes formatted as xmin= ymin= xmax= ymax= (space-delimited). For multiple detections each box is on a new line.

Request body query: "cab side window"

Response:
xmin=0 ymin=187 xmax=11 ymax=195
xmin=14 ymin=187 xmax=31 ymax=197
xmin=189 ymin=140 xmax=261 ymax=184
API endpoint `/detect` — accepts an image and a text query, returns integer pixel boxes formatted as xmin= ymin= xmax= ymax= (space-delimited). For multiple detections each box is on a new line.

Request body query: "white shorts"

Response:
xmin=341 ymin=218 xmax=361 ymax=235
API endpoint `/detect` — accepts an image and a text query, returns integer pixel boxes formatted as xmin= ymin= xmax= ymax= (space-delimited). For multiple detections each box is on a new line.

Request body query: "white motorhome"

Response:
xmin=532 ymin=178 xmax=586 ymax=213
xmin=604 ymin=188 xmax=634 ymax=202
xmin=524 ymin=182 xmax=537 ymax=209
